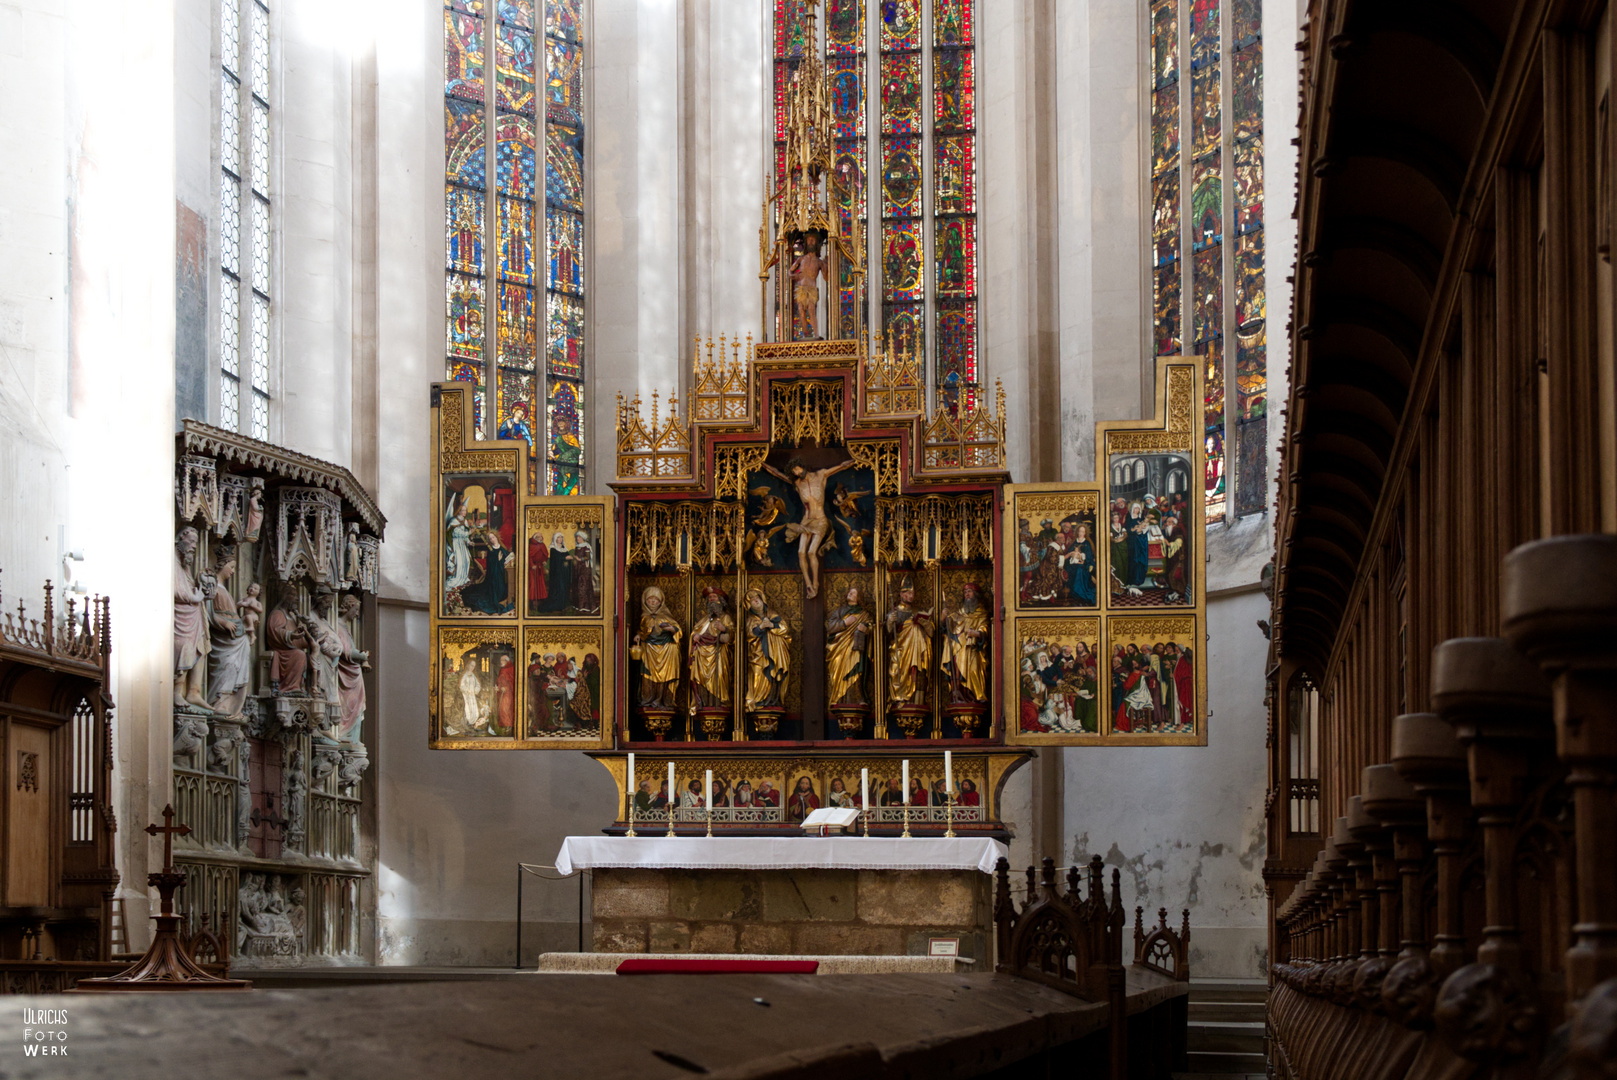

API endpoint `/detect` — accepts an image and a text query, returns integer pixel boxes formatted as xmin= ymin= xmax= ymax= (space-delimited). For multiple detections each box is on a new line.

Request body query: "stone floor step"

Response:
xmin=1185 ymin=978 xmax=1269 ymax=1003
xmin=1184 ymin=1049 xmax=1268 ymax=1075
xmin=1187 ymin=1020 xmax=1266 ymax=1055
xmin=1189 ymin=999 xmax=1267 ymax=1022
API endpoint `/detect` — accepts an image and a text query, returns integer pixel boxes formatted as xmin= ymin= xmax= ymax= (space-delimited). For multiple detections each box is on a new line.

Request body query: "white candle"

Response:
xmin=627 ymin=752 xmax=635 ymax=818
xmin=668 ymin=761 xmax=675 ymax=809
xmin=902 ymin=759 xmax=909 ymax=806
xmin=705 ymin=769 xmax=713 ymax=812
xmin=861 ymin=767 xmax=869 ymax=813
xmin=945 ymin=751 xmax=953 ymax=804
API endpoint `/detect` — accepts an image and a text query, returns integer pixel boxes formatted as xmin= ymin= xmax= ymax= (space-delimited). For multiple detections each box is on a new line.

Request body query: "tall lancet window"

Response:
xmin=220 ymin=0 xmax=273 ymax=439
xmin=774 ymin=0 xmax=979 ymax=407
xmin=1149 ymin=0 xmax=1266 ymax=521
xmin=445 ymin=0 xmax=585 ymax=495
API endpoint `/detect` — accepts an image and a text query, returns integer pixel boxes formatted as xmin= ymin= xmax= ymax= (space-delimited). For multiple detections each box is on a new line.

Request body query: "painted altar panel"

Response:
xmin=430 ymin=383 xmax=615 ymax=749
xmin=1004 ymin=357 xmax=1207 ymax=746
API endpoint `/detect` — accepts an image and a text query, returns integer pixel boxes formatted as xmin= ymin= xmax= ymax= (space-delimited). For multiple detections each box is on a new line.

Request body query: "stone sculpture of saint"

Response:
xmin=206 ymin=544 xmax=255 ymax=717
xmin=267 ymin=591 xmax=310 ymax=696
xmin=688 ymin=586 xmax=733 ymax=709
xmin=941 ymin=583 xmax=990 ymax=704
xmin=824 ymin=585 xmax=872 ymax=707
xmin=173 ymin=526 xmax=212 ymax=710
xmin=761 ymin=455 xmax=856 ymax=600
xmin=332 ymin=594 xmax=370 ymax=742
xmin=743 ymin=587 xmax=791 ymax=711
xmin=885 ymin=577 xmax=934 ymax=707
xmin=630 ymin=585 xmax=682 ymax=709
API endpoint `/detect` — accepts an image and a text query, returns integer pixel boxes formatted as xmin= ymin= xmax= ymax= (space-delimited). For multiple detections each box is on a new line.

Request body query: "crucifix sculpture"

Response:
xmin=71 ymin=804 xmax=251 ymax=992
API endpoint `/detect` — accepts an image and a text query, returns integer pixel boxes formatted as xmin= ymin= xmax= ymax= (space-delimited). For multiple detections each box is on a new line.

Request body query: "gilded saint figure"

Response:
xmin=825 ymin=585 xmax=872 ymax=707
xmin=885 ymin=577 xmax=934 ymax=707
xmin=743 ymin=587 xmax=791 ymax=710
xmin=689 ymin=586 xmax=733 ymax=709
xmin=941 ymin=583 xmax=990 ymax=704
xmin=630 ymin=585 xmax=683 ymax=708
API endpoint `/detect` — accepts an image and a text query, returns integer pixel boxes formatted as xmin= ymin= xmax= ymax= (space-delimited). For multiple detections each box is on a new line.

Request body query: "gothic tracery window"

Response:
xmin=220 ymin=0 xmax=272 ymax=439
xmin=778 ymin=0 xmax=978 ymax=405
xmin=445 ymin=0 xmax=584 ymax=494
xmin=1150 ymin=0 xmax=1266 ymax=521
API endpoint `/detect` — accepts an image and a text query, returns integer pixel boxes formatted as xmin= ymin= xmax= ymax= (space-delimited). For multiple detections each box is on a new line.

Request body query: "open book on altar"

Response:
xmin=801 ymin=807 xmax=861 ymax=835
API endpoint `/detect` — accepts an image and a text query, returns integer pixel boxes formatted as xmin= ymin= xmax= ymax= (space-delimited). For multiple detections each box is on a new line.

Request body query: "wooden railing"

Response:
xmin=1269 ymin=535 xmax=1617 ymax=1079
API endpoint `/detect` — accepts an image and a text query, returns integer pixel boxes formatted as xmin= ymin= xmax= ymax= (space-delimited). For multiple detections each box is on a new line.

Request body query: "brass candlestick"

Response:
xmin=706 ymin=804 xmax=714 ymax=837
xmin=626 ymin=788 xmax=637 ymax=838
xmin=863 ymin=807 xmax=870 ymax=837
xmin=666 ymin=797 xmax=676 ymax=838
xmin=945 ymin=790 xmax=956 ymax=838
xmin=902 ymin=800 xmax=912 ymax=839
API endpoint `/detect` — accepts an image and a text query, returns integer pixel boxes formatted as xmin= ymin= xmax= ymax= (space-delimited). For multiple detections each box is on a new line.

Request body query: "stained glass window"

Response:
xmin=1149 ymin=0 xmax=1266 ymax=519
xmin=220 ymin=0 xmax=272 ymax=438
xmin=445 ymin=0 xmax=584 ymax=491
xmin=827 ymin=0 xmax=866 ymax=341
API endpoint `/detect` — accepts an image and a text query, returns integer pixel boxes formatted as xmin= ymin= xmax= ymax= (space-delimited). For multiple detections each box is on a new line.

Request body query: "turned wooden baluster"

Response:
xmin=1384 ymin=712 xmax=1470 ymax=1028
xmin=1429 ymin=637 xmax=1555 ymax=1060
xmin=1347 ymin=796 xmax=1383 ymax=961
xmin=1391 ymin=712 xmax=1471 ymax=979
xmin=1503 ymin=535 xmax=1617 ymax=1005
xmin=1361 ymin=763 xmax=1425 ymax=959
xmin=1330 ymin=819 xmax=1363 ymax=965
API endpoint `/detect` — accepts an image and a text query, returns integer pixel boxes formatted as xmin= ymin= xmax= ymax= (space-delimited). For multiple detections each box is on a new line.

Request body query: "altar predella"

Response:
xmin=427 ymin=13 xmax=1208 ymax=836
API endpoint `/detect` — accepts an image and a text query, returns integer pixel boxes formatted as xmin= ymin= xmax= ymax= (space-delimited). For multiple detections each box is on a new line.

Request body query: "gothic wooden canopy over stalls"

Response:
xmin=1264 ymin=1 xmax=1617 ymax=1075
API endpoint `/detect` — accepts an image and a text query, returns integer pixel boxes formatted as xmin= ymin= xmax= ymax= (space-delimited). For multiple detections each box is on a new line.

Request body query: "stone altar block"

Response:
xmin=556 ymin=837 xmax=1005 ymax=962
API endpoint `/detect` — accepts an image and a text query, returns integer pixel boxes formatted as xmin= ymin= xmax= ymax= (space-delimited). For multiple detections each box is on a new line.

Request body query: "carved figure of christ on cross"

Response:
xmin=762 ymin=455 xmax=856 ymax=600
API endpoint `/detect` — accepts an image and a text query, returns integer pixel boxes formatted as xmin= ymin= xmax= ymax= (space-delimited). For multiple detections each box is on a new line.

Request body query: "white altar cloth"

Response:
xmin=554 ymin=835 xmax=1009 ymax=877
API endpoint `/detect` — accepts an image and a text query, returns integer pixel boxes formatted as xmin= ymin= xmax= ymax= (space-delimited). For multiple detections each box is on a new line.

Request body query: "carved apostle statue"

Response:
xmin=885 ymin=576 xmax=934 ymax=707
xmin=743 ymin=587 xmax=791 ymax=711
xmin=688 ymin=586 xmax=733 ymax=709
xmin=824 ymin=585 xmax=873 ymax=707
xmin=941 ymin=582 xmax=990 ymax=704
xmin=206 ymin=543 xmax=255 ymax=717
xmin=174 ymin=526 xmax=213 ymax=710
xmin=630 ymin=585 xmax=683 ymax=709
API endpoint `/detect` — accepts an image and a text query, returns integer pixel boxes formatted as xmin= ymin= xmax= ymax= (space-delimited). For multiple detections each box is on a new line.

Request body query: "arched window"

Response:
xmin=220 ymin=0 xmax=273 ymax=439
xmin=1149 ymin=0 xmax=1265 ymax=521
xmin=776 ymin=0 xmax=978 ymax=404
xmin=445 ymin=0 xmax=585 ymax=495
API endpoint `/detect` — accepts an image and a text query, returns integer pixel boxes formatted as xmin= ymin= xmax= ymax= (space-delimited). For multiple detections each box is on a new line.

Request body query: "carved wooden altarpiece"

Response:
xmin=429 ymin=348 xmax=1208 ymax=836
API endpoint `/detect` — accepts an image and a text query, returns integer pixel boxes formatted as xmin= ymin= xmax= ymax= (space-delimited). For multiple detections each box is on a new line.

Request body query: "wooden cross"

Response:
xmin=146 ymin=803 xmax=191 ymax=876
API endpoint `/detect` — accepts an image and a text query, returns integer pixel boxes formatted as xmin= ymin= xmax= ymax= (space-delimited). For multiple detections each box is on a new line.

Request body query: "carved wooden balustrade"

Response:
xmin=1133 ymin=906 xmax=1191 ymax=982
xmin=995 ymin=855 xmax=1193 ymax=1080
xmin=1268 ymin=536 xmax=1617 ymax=1080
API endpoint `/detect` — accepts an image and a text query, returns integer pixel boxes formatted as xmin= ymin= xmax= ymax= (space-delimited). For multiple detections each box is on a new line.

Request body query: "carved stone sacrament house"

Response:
xmin=171 ymin=421 xmax=384 ymax=965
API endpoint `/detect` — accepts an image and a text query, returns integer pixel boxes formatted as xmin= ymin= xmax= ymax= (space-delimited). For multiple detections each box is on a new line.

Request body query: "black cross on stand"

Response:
xmin=251 ymin=794 xmax=289 ymax=834
xmin=146 ymin=804 xmax=190 ymax=917
xmin=69 ymin=804 xmax=251 ymax=992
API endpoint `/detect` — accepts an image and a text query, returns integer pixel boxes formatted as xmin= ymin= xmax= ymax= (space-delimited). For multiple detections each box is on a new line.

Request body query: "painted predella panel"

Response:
xmin=434 ymin=628 xmax=520 ymax=742
xmin=1104 ymin=452 xmax=1194 ymax=606
xmin=1011 ymin=618 xmax=1101 ymax=738
xmin=524 ymin=503 xmax=604 ymax=617
xmin=1105 ymin=615 xmax=1198 ymax=738
xmin=1011 ymin=490 xmax=1100 ymax=609
xmin=442 ymin=472 xmax=520 ymax=616
xmin=522 ymin=624 xmax=607 ymax=743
